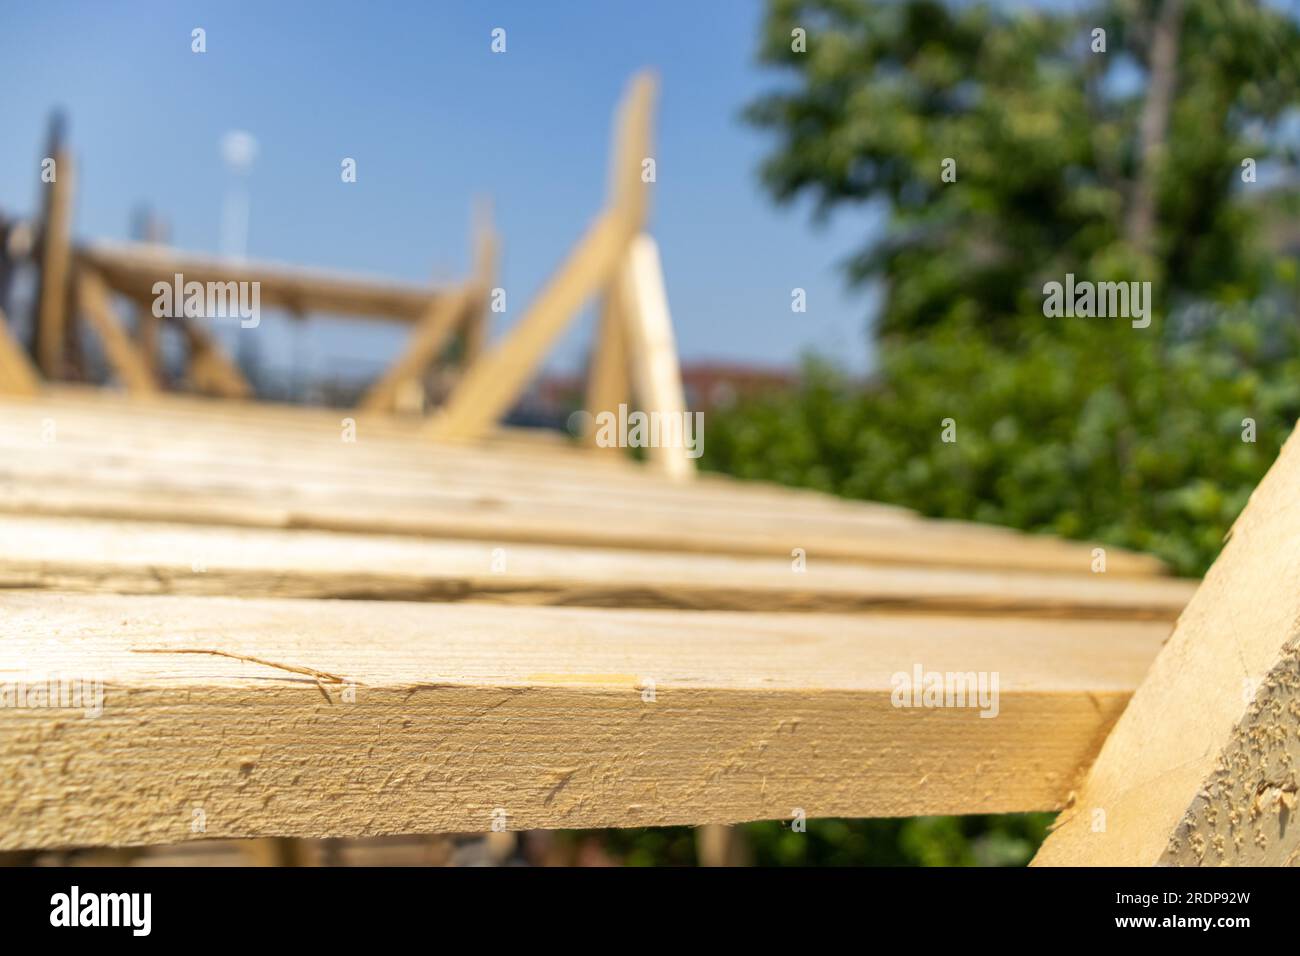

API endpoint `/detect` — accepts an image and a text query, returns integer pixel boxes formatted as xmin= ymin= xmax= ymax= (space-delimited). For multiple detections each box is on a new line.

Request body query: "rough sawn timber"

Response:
xmin=1032 ymin=421 xmax=1300 ymax=866
xmin=0 ymin=592 xmax=1170 ymax=849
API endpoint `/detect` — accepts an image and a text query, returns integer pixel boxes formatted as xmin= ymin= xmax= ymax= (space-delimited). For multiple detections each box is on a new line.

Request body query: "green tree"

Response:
xmin=746 ymin=0 xmax=1300 ymax=340
xmin=687 ymin=0 xmax=1300 ymax=865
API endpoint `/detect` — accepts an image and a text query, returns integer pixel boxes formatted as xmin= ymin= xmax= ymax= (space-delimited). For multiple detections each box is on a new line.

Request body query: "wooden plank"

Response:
xmin=0 ymin=390 xmax=925 ymax=524
xmin=0 ymin=422 xmax=919 ymax=535
xmin=35 ymin=148 xmax=74 ymax=378
xmin=0 ymin=514 xmax=1196 ymax=618
xmin=1032 ymin=422 xmax=1300 ymax=866
xmin=0 ymin=591 xmax=1169 ymax=848
xmin=78 ymin=241 xmax=451 ymax=321
xmin=0 ymin=309 xmax=39 ymax=396
xmin=0 ymin=392 xmax=1169 ymax=575
xmin=619 ymin=234 xmax=693 ymax=480
xmin=0 ymin=473 xmax=1164 ymax=576
xmin=75 ymin=269 xmax=159 ymax=397
xmin=359 ymin=288 xmax=470 ymax=413
xmin=427 ymin=209 xmax=636 ymax=440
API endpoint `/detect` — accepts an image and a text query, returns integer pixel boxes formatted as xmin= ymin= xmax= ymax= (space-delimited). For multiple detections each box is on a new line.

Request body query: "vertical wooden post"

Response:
xmin=619 ymin=234 xmax=695 ymax=480
xmin=34 ymin=146 xmax=74 ymax=379
xmin=131 ymin=208 xmax=169 ymax=380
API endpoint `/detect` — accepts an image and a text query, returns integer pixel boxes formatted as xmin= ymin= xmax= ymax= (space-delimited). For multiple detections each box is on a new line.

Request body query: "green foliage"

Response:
xmin=703 ymin=303 xmax=1300 ymax=576
xmin=663 ymin=0 xmax=1300 ymax=866
xmin=746 ymin=0 xmax=1300 ymax=339
xmin=565 ymin=1 xmax=1300 ymax=867
xmin=743 ymin=813 xmax=1053 ymax=866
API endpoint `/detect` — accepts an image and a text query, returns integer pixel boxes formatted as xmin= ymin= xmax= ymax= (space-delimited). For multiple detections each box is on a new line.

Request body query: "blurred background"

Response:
xmin=3 ymin=0 xmax=1300 ymax=865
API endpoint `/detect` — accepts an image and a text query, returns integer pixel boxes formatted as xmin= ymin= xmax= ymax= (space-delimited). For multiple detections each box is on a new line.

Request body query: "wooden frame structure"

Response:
xmin=1 ymin=73 xmax=1296 ymax=867
xmin=1 ymin=72 xmax=694 ymax=480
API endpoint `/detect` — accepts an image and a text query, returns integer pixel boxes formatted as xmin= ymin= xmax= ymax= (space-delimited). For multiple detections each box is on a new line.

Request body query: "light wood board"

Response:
xmin=0 ymin=513 xmax=1196 ymax=618
xmin=1032 ymin=420 xmax=1300 ymax=866
xmin=0 ymin=591 xmax=1169 ymax=849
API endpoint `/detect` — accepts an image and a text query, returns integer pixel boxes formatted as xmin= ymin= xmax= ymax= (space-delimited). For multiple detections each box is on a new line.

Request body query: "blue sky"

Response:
xmin=0 ymin=0 xmax=882 ymax=383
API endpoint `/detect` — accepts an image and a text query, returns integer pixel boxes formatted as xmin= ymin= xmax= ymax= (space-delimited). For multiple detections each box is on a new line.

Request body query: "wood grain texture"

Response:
xmin=1032 ymin=421 xmax=1300 ymax=866
xmin=0 ymin=389 xmax=918 ymax=522
xmin=0 ymin=394 xmax=1169 ymax=576
xmin=0 ymin=514 xmax=1196 ymax=617
xmin=0 ymin=477 xmax=1159 ymax=575
xmin=0 ymin=591 xmax=1169 ymax=849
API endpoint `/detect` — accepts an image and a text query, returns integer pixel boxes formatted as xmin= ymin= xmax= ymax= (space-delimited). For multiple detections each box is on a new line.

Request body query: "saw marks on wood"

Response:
xmin=0 ymin=514 xmax=1196 ymax=618
xmin=0 ymin=390 xmax=1197 ymax=850
xmin=1032 ymin=423 xmax=1300 ymax=866
xmin=0 ymin=592 xmax=1171 ymax=849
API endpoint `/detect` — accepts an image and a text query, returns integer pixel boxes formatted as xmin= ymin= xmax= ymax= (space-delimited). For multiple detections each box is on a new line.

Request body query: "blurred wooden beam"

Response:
xmin=79 ymin=241 xmax=453 ymax=322
xmin=0 ymin=308 xmax=39 ymax=396
xmin=460 ymin=202 xmax=498 ymax=369
xmin=178 ymin=318 xmax=253 ymax=400
xmin=428 ymin=72 xmax=657 ymax=441
xmin=428 ymin=211 xmax=635 ymax=440
xmin=75 ymin=268 xmax=159 ymax=397
xmin=583 ymin=284 xmax=630 ymax=447
xmin=358 ymin=287 xmax=471 ymax=413
xmin=131 ymin=210 xmax=169 ymax=379
xmin=619 ymin=234 xmax=693 ymax=481
xmin=35 ymin=148 xmax=74 ymax=378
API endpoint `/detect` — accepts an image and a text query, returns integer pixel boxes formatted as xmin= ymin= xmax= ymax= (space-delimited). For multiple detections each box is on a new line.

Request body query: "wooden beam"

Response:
xmin=0 ymin=308 xmax=39 ymax=396
xmin=607 ymin=70 xmax=657 ymax=232
xmin=0 ymin=460 xmax=1165 ymax=576
xmin=619 ymin=234 xmax=693 ymax=481
xmin=1032 ymin=422 xmax=1300 ymax=866
xmin=0 ymin=388 xmax=928 ymax=525
xmin=177 ymin=317 xmax=253 ymax=399
xmin=427 ymin=72 xmax=658 ymax=441
xmin=34 ymin=148 xmax=74 ymax=379
xmin=74 ymin=269 xmax=159 ymax=397
xmin=0 ymin=513 xmax=1196 ymax=618
xmin=581 ymin=68 xmax=658 ymax=447
xmin=460 ymin=202 xmax=498 ymax=369
xmin=0 ymin=591 xmax=1169 ymax=848
xmin=130 ymin=211 xmax=169 ymax=380
xmin=359 ymin=289 xmax=471 ymax=413
xmin=78 ymin=241 xmax=451 ymax=322
xmin=427 ymin=210 xmax=637 ymax=440
xmin=583 ymin=286 xmax=630 ymax=448
xmin=0 ymin=394 xmax=1170 ymax=576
